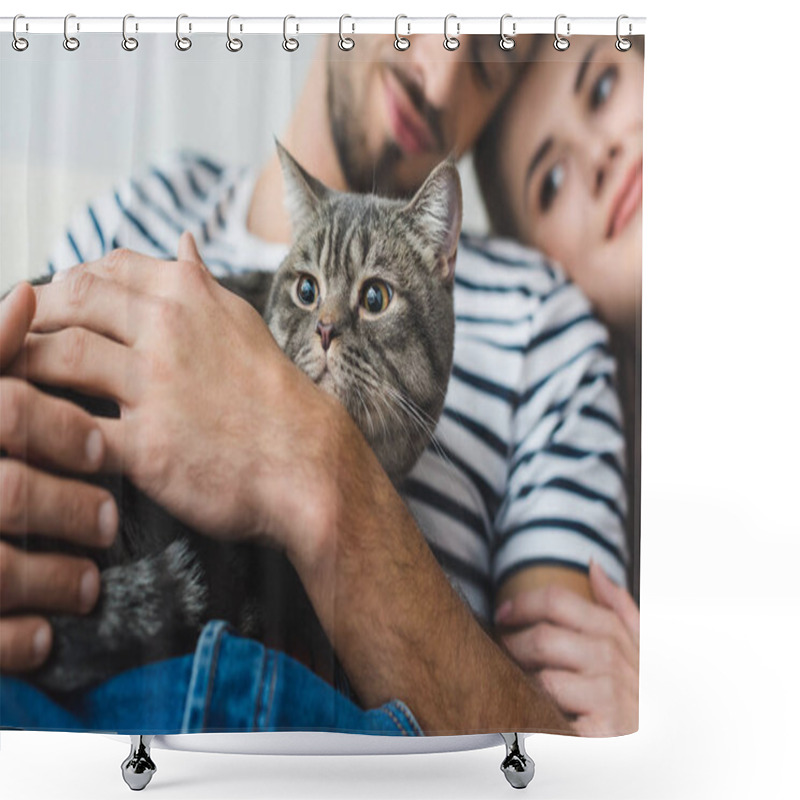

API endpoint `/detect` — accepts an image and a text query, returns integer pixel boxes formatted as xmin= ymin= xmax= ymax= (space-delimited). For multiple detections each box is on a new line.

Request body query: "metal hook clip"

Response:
xmin=12 ymin=14 xmax=28 ymax=52
xmin=444 ymin=14 xmax=460 ymax=51
xmin=338 ymin=15 xmax=355 ymax=51
xmin=282 ymin=15 xmax=299 ymax=52
xmin=227 ymin=15 xmax=243 ymax=52
xmin=394 ymin=14 xmax=410 ymax=51
xmin=554 ymin=14 xmax=570 ymax=51
xmin=499 ymin=14 xmax=516 ymax=51
xmin=63 ymin=13 xmax=80 ymax=51
xmin=616 ymin=15 xmax=632 ymax=52
xmin=122 ymin=14 xmax=139 ymax=51
xmin=176 ymin=13 xmax=192 ymax=51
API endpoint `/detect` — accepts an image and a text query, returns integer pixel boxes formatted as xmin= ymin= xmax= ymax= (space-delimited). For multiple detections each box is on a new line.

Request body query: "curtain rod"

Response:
xmin=1 ymin=16 xmax=646 ymax=37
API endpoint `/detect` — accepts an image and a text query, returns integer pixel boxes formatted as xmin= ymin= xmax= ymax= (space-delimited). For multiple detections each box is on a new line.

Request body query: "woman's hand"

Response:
xmin=495 ymin=560 xmax=639 ymax=736
xmin=8 ymin=233 xmax=342 ymax=551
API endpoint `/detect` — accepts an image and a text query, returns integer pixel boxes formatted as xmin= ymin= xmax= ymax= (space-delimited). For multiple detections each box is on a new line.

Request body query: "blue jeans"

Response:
xmin=0 ymin=620 xmax=422 ymax=736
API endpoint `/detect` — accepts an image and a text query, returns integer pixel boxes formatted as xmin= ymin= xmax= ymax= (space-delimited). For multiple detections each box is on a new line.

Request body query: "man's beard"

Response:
xmin=326 ymin=62 xmax=409 ymax=199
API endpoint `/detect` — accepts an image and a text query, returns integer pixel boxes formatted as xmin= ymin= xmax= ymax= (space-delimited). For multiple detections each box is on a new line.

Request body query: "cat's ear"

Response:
xmin=275 ymin=139 xmax=331 ymax=233
xmin=403 ymin=160 xmax=463 ymax=285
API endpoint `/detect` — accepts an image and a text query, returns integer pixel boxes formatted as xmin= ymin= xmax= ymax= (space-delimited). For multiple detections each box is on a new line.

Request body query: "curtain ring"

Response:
xmin=226 ymin=15 xmax=243 ymax=52
xmin=63 ymin=13 xmax=80 ymax=51
xmin=176 ymin=14 xmax=192 ymax=51
xmin=282 ymin=15 xmax=299 ymax=51
xmin=554 ymin=14 xmax=570 ymax=51
xmin=394 ymin=14 xmax=410 ymax=51
xmin=499 ymin=14 xmax=515 ymax=51
xmin=338 ymin=15 xmax=355 ymax=51
xmin=616 ymin=15 xmax=632 ymax=51
xmin=12 ymin=15 xmax=28 ymax=52
xmin=443 ymin=14 xmax=460 ymax=51
xmin=122 ymin=14 xmax=139 ymax=51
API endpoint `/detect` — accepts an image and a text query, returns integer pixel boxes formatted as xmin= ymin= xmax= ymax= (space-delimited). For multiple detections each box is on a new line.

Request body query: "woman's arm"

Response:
xmin=494 ymin=562 xmax=639 ymax=736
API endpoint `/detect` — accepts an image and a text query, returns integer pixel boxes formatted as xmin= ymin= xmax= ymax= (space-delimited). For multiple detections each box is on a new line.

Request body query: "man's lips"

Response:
xmin=382 ymin=68 xmax=436 ymax=155
xmin=606 ymin=158 xmax=643 ymax=239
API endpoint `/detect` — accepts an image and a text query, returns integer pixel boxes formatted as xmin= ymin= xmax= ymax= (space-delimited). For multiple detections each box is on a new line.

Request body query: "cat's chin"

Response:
xmin=314 ymin=369 xmax=337 ymax=396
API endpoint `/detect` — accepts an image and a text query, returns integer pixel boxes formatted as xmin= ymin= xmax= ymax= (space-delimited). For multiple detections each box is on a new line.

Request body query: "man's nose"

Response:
xmin=421 ymin=59 xmax=460 ymax=112
xmin=315 ymin=320 xmax=339 ymax=352
xmin=411 ymin=38 xmax=461 ymax=112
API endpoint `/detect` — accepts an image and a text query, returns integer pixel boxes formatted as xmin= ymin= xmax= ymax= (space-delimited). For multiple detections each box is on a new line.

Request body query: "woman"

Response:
xmin=474 ymin=34 xmax=644 ymax=735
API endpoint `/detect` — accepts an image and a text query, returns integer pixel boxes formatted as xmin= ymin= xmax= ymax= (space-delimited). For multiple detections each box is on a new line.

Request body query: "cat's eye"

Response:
xmin=590 ymin=66 xmax=617 ymax=111
xmin=360 ymin=280 xmax=393 ymax=315
xmin=539 ymin=162 xmax=565 ymax=213
xmin=295 ymin=274 xmax=319 ymax=307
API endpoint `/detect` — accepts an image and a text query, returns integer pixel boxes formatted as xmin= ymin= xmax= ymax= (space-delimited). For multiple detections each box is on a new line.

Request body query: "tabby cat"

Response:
xmin=9 ymin=144 xmax=462 ymax=695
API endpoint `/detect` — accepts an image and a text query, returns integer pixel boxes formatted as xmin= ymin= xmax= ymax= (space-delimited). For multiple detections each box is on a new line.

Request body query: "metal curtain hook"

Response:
xmin=554 ymin=14 xmax=570 ymax=51
xmin=339 ymin=14 xmax=355 ymax=51
xmin=227 ymin=15 xmax=243 ymax=52
xmin=443 ymin=14 xmax=460 ymax=51
xmin=282 ymin=15 xmax=299 ymax=51
xmin=63 ymin=13 xmax=80 ymax=51
xmin=12 ymin=14 xmax=29 ymax=52
xmin=616 ymin=14 xmax=632 ymax=51
xmin=499 ymin=14 xmax=516 ymax=51
xmin=394 ymin=14 xmax=410 ymax=51
xmin=176 ymin=14 xmax=192 ymax=51
xmin=122 ymin=14 xmax=139 ymax=51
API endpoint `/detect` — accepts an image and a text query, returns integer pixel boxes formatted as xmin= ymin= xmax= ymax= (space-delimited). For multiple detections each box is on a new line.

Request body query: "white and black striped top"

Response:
xmin=47 ymin=151 xmax=629 ymax=624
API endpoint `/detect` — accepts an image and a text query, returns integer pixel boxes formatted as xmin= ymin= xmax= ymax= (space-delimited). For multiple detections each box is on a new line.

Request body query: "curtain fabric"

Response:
xmin=0 ymin=29 xmax=643 ymax=739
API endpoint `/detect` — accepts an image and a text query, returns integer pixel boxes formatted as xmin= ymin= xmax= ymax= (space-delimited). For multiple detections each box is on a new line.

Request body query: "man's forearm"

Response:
xmin=285 ymin=421 xmax=571 ymax=735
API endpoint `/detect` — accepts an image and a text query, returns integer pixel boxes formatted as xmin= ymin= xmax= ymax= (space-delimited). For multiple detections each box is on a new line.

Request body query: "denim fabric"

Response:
xmin=0 ymin=619 xmax=422 ymax=737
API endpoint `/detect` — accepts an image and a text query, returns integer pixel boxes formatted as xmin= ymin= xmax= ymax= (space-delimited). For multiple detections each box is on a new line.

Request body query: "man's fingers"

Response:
xmin=93 ymin=417 xmax=126 ymax=474
xmin=31 ymin=267 xmax=150 ymax=345
xmin=0 ymin=541 xmax=101 ymax=616
xmin=6 ymin=329 xmax=142 ymax=407
xmin=0 ymin=615 xmax=52 ymax=673
xmin=0 ymin=283 xmax=36 ymax=368
xmin=177 ymin=231 xmax=204 ymax=265
xmin=0 ymin=378 xmax=107 ymax=473
xmin=0 ymin=460 xmax=117 ymax=548
xmin=589 ymin=560 xmax=640 ymax=644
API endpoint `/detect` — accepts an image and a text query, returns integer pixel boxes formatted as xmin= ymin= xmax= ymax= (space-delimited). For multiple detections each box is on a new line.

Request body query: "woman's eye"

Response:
xmin=361 ymin=280 xmax=393 ymax=314
xmin=296 ymin=274 xmax=318 ymax=306
xmin=590 ymin=66 xmax=618 ymax=110
xmin=539 ymin=163 xmax=564 ymax=213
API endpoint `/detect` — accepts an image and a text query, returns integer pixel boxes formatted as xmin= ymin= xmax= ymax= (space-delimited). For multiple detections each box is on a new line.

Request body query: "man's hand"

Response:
xmin=495 ymin=560 xmax=639 ymax=736
xmin=4 ymin=243 xmax=570 ymax=733
xmin=0 ymin=283 xmax=117 ymax=674
xmin=10 ymin=234 xmax=340 ymax=553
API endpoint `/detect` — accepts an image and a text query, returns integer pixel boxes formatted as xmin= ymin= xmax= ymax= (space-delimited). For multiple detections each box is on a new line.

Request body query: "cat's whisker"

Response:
xmin=378 ymin=381 xmax=455 ymax=471
xmin=349 ymin=363 xmax=414 ymax=453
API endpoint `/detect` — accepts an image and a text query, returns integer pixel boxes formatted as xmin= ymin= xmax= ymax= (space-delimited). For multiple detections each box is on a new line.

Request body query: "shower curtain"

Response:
xmin=0 ymin=22 xmax=643 ymax=741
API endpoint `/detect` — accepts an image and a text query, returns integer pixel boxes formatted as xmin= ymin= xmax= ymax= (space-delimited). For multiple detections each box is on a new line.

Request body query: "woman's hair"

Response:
xmin=473 ymin=95 xmax=520 ymax=238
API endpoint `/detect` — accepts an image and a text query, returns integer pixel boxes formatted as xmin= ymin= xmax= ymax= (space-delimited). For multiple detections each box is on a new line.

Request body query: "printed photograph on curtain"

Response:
xmin=0 ymin=31 xmax=643 ymax=738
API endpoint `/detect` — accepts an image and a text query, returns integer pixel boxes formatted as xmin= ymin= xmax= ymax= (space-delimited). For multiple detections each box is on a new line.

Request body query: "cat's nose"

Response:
xmin=315 ymin=321 xmax=339 ymax=352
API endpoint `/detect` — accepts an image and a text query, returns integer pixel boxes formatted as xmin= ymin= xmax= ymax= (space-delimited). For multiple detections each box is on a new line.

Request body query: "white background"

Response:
xmin=1 ymin=1 xmax=799 ymax=799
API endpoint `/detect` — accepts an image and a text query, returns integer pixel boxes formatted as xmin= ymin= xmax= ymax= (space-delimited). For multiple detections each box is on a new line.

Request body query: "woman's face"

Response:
xmin=499 ymin=36 xmax=643 ymax=329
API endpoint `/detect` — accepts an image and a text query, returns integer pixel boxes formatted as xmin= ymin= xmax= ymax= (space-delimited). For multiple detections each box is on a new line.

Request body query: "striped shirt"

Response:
xmin=47 ymin=151 xmax=629 ymax=625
